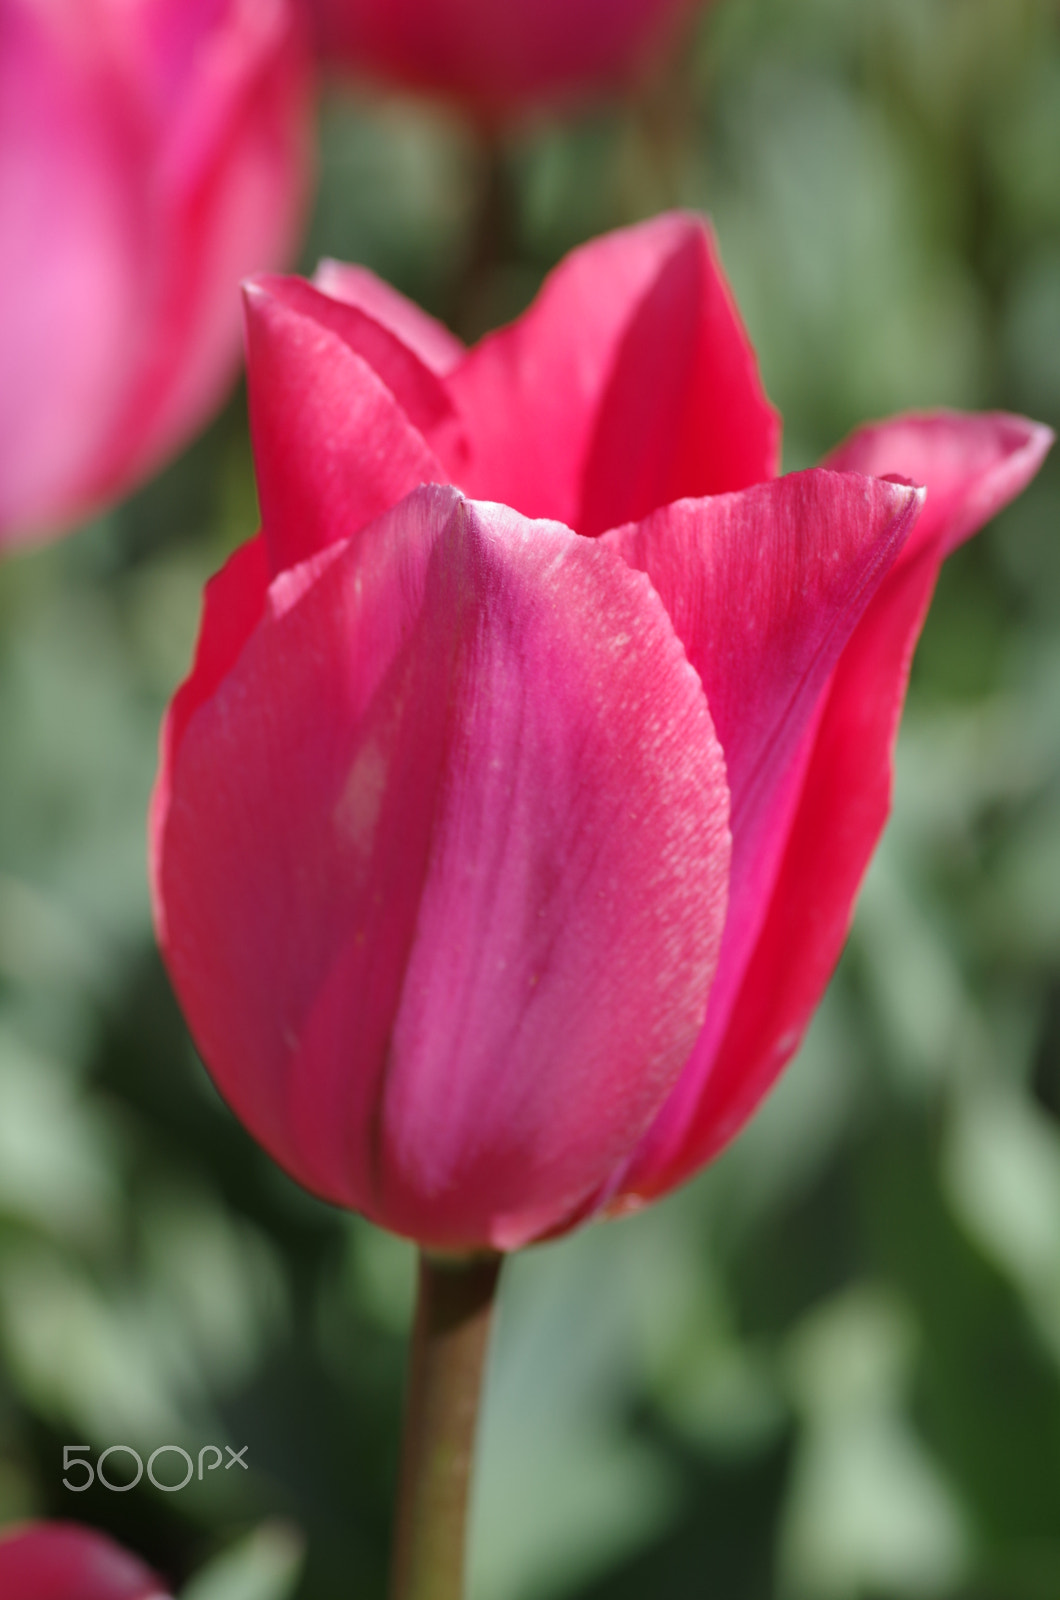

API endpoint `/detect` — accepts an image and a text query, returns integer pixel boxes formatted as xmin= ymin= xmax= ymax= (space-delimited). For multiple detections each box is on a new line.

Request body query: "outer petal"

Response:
xmin=243 ymin=277 xmax=451 ymax=574
xmin=449 ymin=213 xmax=779 ymax=531
xmin=152 ymin=487 xmax=730 ymax=1251
xmin=600 ymin=471 xmax=921 ymax=1203
xmin=313 ymin=258 xmax=465 ymax=376
xmin=309 ymin=0 xmax=694 ymax=122
xmin=617 ymin=412 xmax=1053 ymax=1203
xmin=149 ymin=530 xmax=270 ymax=944
xmin=0 ymin=1522 xmax=169 ymax=1600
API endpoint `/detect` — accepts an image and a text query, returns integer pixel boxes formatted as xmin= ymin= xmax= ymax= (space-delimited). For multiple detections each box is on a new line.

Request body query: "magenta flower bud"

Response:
xmin=0 ymin=0 xmax=314 ymax=549
xmin=151 ymin=214 xmax=1051 ymax=1251
xmin=306 ymin=0 xmax=696 ymax=121
xmin=0 ymin=1522 xmax=170 ymax=1600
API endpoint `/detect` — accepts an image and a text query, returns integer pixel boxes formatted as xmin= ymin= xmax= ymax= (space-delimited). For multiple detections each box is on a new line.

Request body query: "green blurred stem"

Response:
xmin=452 ymin=134 xmax=513 ymax=341
xmin=389 ymin=1251 xmax=502 ymax=1600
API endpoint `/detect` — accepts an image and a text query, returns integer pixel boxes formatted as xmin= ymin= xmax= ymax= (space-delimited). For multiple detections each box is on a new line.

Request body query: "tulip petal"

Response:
xmin=98 ymin=0 xmax=314 ymax=498
xmin=0 ymin=0 xmax=311 ymax=546
xmin=449 ymin=214 xmax=779 ymax=530
xmin=310 ymin=0 xmax=693 ymax=120
xmin=150 ymin=531 xmax=271 ymax=945
xmin=577 ymin=223 xmax=781 ymax=536
xmin=616 ymin=412 xmax=1052 ymax=1202
xmin=154 ymin=487 xmax=730 ymax=1251
xmin=824 ymin=409 xmax=1056 ymax=564
xmin=0 ymin=1 xmax=146 ymax=536
xmin=0 ymin=1522 xmax=168 ymax=1600
xmin=313 ymin=258 xmax=465 ymax=375
xmin=600 ymin=470 xmax=922 ymax=1203
xmin=254 ymin=272 xmax=470 ymax=474
xmin=243 ymin=277 xmax=450 ymax=573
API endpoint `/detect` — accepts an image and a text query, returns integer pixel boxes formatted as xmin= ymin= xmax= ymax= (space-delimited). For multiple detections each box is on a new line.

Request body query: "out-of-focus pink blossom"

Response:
xmin=0 ymin=1522 xmax=170 ymax=1600
xmin=0 ymin=0 xmax=314 ymax=549
xmin=151 ymin=214 xmax=1051 ymax=1251
xmin=307 ymin=0 xmax=696 ymax=122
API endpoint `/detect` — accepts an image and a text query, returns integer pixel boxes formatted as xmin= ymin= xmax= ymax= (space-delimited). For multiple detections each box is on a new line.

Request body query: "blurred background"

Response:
xmin=1 ymin=0 xmax=1060 ymax=1595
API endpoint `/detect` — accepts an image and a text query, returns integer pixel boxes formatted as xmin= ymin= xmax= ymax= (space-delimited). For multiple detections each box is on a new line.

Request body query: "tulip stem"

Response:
xmin=453 ymin=135 xmax=514 ymax=341
xmin=389 ymin=1251 xmax=503 ymax=1600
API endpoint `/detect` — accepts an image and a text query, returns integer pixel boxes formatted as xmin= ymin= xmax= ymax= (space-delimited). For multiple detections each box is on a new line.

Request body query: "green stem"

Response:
xmin=389 ymin=1251 xmax=503 ymax=1600
xmin=452 ymin=134 xmax=514 ymax=342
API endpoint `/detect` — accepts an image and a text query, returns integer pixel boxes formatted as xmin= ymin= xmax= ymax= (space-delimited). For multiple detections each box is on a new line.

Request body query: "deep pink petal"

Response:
xmin=616 ymin=412 xmax=1053 ymax=1203
xmin=153 ymin=487 xmax=730 ymax=1251
xmin=254 ymin=272 xmax=469 ymax=475
xmin=313 ymin=258 xmax=465 ymax=376
xmin=600 ymin=471 xmax=921 ymax=1202
xmin=449 ymin=213 xmax=779 ymax=530
xmin=576 ymin=222 xmax=781 ymax=536
xmin=0 ymin=1522 xmax=168 ymax=1600
xmin=149 ymin=531 xmax=270 ymax=944
xmin=242 ymin=277 xmax=450 ymax=574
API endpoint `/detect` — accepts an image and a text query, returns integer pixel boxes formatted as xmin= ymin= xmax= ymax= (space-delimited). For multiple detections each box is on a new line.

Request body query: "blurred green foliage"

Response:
xmin=1 ymin=0 xmax=1060 ymax=1595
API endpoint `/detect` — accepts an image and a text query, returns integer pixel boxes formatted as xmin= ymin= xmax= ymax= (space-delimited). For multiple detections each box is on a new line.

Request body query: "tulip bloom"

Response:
xmin=151 ymin=214 xmax=1051 ymax=1251
xmin=307 ymin=0 xmax=694 ymax=121
xmin=0 ymin=0 xmax=313 ymax=549
xmin=0 ymin=1523 xmax=169 ymax=1600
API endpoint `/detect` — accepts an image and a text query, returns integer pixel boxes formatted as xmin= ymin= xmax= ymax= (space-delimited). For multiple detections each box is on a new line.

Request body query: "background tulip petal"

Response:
xmin=0 ymin=1521 xmax=169 ymax=1600
xmin=243 ymin=278 xmax=451 ymax=573
xmin=313 ymin=258 xmax=466 ymax=375
xmin=600 ymin=471 xmax=922 ymax=1202
xmin=614 ymin=413 xmax=1053 ymax=1203
xmin=153 ymin=487 xmax=730 ymax=1251
xmin=449 ymin=213 xmax=779 ymax=530
xmin=308 ymin=0 xmax=694 ymax=122
xmin=0 ymin=0 xmax=146 ymax=537
xmin=92 ymin=0 xmax=314 ymax=503
xmin=0 ymin=0 xmax=311 ymax=548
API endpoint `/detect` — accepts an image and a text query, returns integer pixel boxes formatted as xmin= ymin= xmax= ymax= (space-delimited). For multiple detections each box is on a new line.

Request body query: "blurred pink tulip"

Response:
xmin=0 ymin=1522 xmax=169 ymax=1600
xmin=151 ymin=214 xmax=1051 ymax=1251
xmin=307 ymin=0 xmax=695 ymax=121
xmin=0 ymin=0 xmax=314 ymax=549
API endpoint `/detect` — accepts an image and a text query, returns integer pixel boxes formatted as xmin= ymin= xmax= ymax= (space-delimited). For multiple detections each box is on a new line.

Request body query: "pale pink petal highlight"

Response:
xmin=0 ymin=0 xmax=312 ymax=547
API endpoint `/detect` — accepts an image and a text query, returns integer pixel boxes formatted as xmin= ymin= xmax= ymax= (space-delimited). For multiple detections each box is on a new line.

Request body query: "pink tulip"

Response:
xmin=0 ymin=0 xmax=313 ymax=549
xmin=0 ymin=1522 xmax=170 ymax=1600
xmin=151 ymin=214 xmax=1051 ymax=1251
xmin=307 ymin=0 xmax=695 ymax=121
